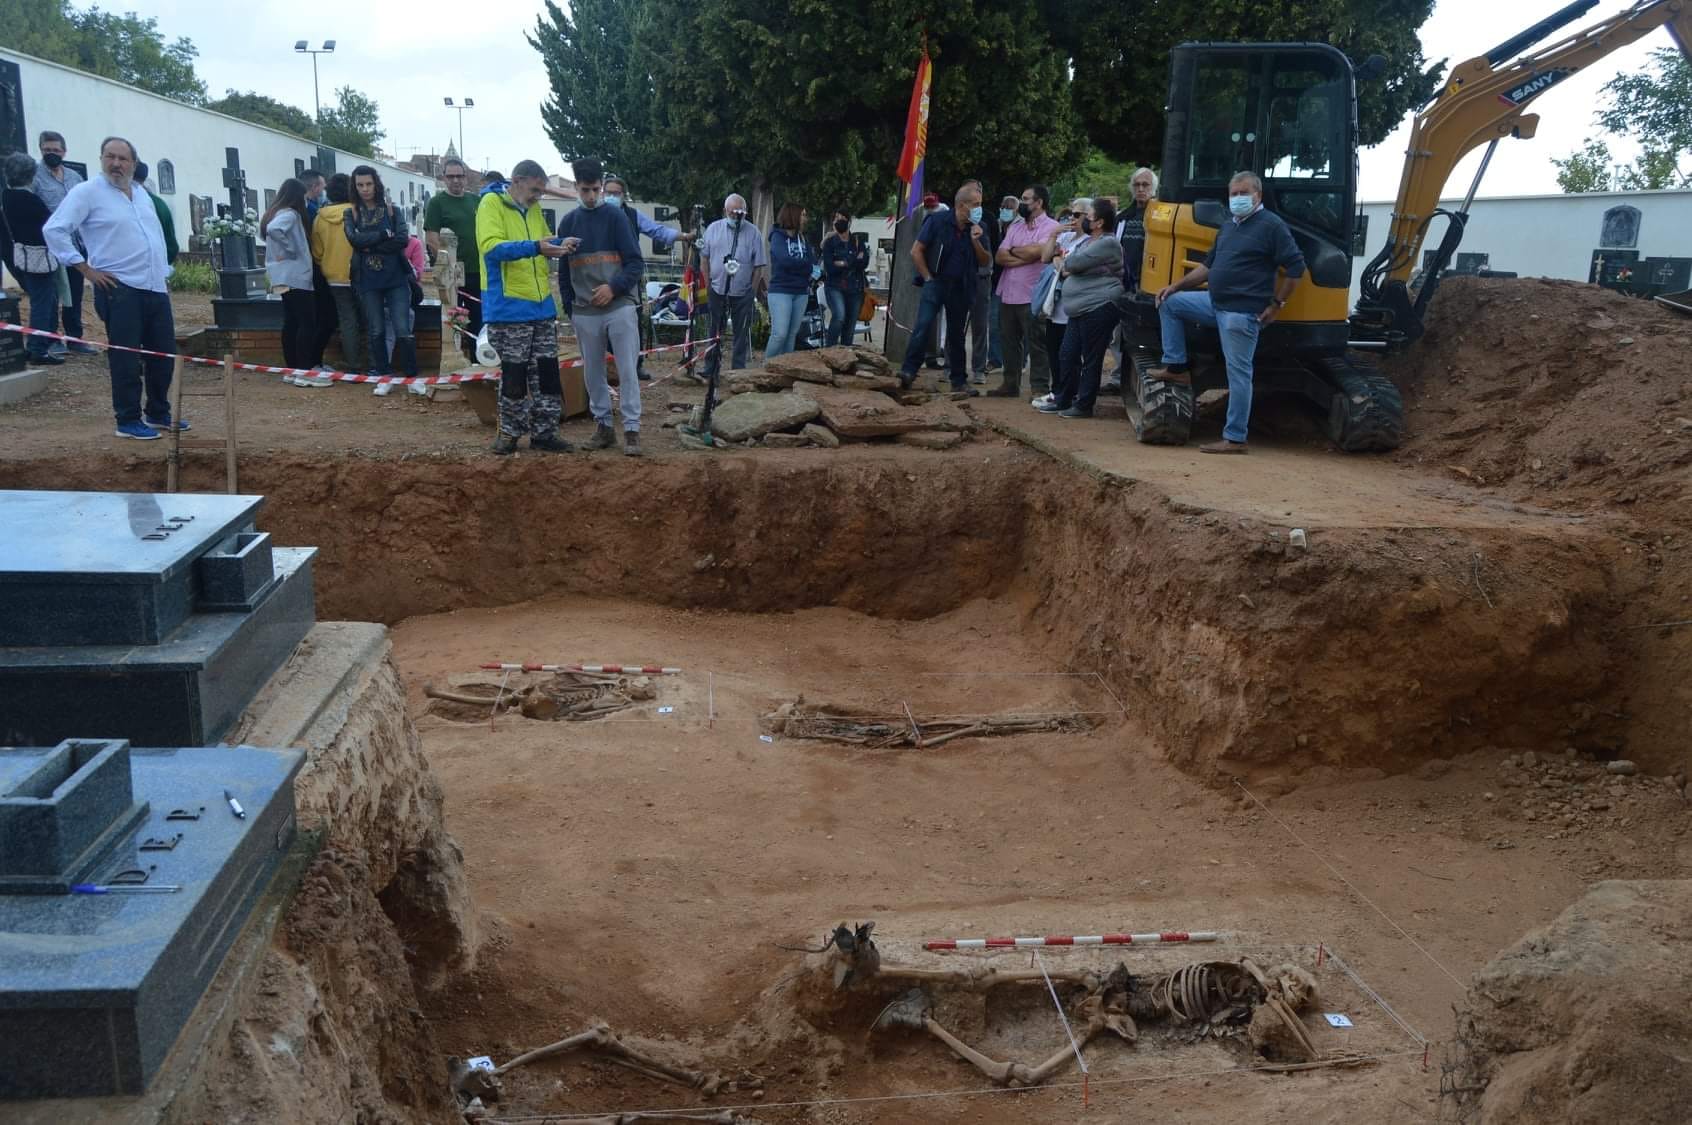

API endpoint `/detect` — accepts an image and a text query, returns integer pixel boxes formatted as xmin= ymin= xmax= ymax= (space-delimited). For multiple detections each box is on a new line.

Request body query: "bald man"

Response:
xmin=698 ymin=193 xmax=768 ymax=378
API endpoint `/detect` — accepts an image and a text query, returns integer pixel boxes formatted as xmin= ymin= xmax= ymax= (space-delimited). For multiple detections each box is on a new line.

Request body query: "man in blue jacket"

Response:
xmin=1150 ymin=172 xmax=1305 ymax=454
xmin=558 ymin=158 xmax=646 ymax=456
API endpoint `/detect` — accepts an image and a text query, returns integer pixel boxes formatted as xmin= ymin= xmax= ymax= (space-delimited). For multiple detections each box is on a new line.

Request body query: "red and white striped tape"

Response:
xmin=922 ymin=931 xmax=1222 ymax=951
xmin=480 ymin=662 xmax=683 ymax=675
xmin=0 ymin=322 xmax=717 ymax=388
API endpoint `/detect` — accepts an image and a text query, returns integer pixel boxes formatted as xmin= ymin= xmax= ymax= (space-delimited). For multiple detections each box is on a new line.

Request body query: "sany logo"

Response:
xmin=1498 ymin=68 xmax=1573 ymax=106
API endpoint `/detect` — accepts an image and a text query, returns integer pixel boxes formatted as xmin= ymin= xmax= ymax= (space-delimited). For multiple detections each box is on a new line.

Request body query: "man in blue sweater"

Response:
xmin=1151 ymin=172 xmax=1305 ymax=454
xmin=557 ymin=158 xmax=646 ymax=456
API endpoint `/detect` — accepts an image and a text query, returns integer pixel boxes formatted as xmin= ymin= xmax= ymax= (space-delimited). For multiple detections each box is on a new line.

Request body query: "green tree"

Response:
xmin=1048 ymin=0 xmax=1443 ymax=165
xmin=528 ymin=0 xmax=653 ymax=176
xmin=319 ymin=87 xmax=384 ymax=158
xmin=1049 ymin=149 xmax=1142 ymax=207
xmin=3 ymin=0 xmax=208 ymax=103
xmin=207 ymin=90 xmax=317 ymax=139
xmin=1552 ymin=138 xmax=1616 ymax=193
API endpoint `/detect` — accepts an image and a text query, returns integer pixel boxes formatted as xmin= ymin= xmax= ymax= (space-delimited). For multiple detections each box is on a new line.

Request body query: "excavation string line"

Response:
xmin=1232 ymin=780 xmax=1468 ymax=993
xmin=1325 ymin=946 xmax=1428 ymax=1047
xmin=483 ymin=1048 xmax=1428 ymax=1122
xmin=1034 ymin=949 xmax=1088 ymax=1075
xmin=0 ymin=321 xmax=717 ymax=388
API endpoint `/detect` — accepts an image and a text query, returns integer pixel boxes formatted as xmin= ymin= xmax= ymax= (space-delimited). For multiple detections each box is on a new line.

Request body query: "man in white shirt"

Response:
xmin=43 ymin=136 xmax=180 ymax=441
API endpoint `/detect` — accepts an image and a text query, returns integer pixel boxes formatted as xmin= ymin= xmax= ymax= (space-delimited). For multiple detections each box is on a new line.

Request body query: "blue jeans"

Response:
xmin=765 ymin=291 xmax=808 ymax=358
xmin=1159 ymin=290 xmax=1262 ymax=443
xmin=988 ymin=293 xmax=1004 ymax=367
xmin=900 ymin=279 xmax=971 ymax=386
xmin=91 ymin=282 xmax=175 ymax=425
xmin=20 ymin=270 xmax=58 ymax=359
xmin=359 ymin=284 xmax=414 ymax=375
xmin=824 ymin=285 xmax=861 ymax=346
xmin=1055 ymin=302 xmax=1118 ymax=413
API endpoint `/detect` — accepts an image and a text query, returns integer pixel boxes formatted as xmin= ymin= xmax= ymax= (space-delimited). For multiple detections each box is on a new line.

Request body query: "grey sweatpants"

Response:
xmin=575 ymin=303 xmax=643 ymax=432
xmin=998 ymin=301 xmax=1051 ymax=393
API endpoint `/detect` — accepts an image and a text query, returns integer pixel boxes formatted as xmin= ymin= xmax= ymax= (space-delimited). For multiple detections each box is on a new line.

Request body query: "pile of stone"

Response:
xmin=682 ymin=346 xmax=975 ymax=451
xmin=1492 ymin=748 xmax=1686 ymax=837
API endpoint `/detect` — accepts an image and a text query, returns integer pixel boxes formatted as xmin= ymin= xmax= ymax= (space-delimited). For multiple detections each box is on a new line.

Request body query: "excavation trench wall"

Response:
xmin=9 ymin=451 xmax=1628 ymax=779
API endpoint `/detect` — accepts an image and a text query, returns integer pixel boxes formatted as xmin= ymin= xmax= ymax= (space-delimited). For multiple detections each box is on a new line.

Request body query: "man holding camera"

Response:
xmin=699 ymin=193 xmax=767 ymax=378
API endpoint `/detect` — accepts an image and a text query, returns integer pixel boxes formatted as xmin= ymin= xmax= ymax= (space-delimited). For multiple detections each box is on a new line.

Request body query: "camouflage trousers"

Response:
xmin=489 ymin=320 xmax=563 ymax=438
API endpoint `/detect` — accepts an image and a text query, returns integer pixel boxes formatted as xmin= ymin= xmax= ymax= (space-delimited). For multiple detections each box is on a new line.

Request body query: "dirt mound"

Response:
xmin=1447 ymin=879 xmax=1692 ymax=1124
xmin=1388 ymin=277 xmax=1692 ymax=516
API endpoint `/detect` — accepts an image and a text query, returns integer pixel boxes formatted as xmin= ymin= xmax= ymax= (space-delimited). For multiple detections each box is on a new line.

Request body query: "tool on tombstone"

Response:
xmin=223 ymin=789 xmax=246 ymax=819
xmin=71 ymin=884 xmax=183 ymax=894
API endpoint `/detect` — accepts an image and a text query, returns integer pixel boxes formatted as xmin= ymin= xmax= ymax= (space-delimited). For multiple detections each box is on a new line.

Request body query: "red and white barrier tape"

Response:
xmin=0 ymin=322 xmax=717 ymax=388
xmin=922 ymin=931 xmax=1222 ymax=952
xmin=480 ymin=662 xmax=682 ymax=675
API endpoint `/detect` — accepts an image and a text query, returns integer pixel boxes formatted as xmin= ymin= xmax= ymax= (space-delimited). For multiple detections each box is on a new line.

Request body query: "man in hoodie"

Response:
xmin=477 ymin=159 xmax=571 ymax=455
xmin=557 ymin=158 xmax=645 ymax=457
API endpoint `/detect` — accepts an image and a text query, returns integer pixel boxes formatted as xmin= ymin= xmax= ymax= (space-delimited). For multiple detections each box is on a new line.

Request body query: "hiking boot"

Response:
xmin=529 ymin=432 xmax=574 ymax=453
xmin=588 ymin=423 xmax=616 ymax=450
xmin=623 ymin=431 xmax=644 ymax=457
xmin=985 ymin=379 xmax=1020 ymax=397
xmin=1145 ymin=365 xmax=1191 ymax=386
xmin=1198 ymin=439 xmax=1248 ymax=454
xmin=491 ymin=432 xmax=520 ymax=456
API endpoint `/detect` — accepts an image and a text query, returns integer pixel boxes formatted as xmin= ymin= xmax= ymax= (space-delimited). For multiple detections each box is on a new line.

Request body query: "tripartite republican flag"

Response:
xmin=895 ymin=46 xmax=932 ymax=218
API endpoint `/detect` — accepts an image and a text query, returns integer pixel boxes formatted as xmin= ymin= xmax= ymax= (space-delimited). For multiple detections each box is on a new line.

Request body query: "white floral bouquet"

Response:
xmin=204 ymin=208 xmax=259 ymax=239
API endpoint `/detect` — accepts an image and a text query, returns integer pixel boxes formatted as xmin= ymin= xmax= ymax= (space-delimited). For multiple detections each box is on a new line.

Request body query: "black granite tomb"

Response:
xmin=0 ymin=491 xmax=318 ymax=747
xmin=0 ymin=739 xmax=304 ymax=1099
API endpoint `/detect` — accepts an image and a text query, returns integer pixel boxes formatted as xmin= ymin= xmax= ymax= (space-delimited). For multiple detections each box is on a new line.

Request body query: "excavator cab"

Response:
xmin=1129 ymin=43 xmax=1405 ymax=451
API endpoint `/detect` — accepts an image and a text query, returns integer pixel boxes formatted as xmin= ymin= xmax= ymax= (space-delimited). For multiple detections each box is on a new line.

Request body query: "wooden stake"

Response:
xmin=222 ymin=354 xmax=237 ymax=493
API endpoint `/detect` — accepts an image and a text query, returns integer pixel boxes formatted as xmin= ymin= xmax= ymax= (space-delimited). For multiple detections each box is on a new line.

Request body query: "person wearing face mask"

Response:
xmin=1036 ymin=197 xmax=1123 ymax=419
xmin=42 ymin=137 xmax=178 ymax=440
xmin=1106 ymin=167 xmax=1158 ymax=393
xmin=1032 ymin=197 xmax=1092 ymax=411
xmin=699 ymin=192 xmax=769 ymax=379
xmin=476 ymin=157 xmax=572 ymax=456
xmin=31 ymin=130 xmax=96 ymax=357
xmin=989 ymin=194 xmax=1017 ymax=372
xmin=1151 ymin=172 xmax=1305 ymax=454
xmin=990 ymin=183 xmax=1058 ymax=399
xmin=898 ymin=183 xmax=989 ymax=394
xmin=957 ymin=180 xmax=998 ymax=385
xmin=820 ymin=209 xmax=869 ymax=346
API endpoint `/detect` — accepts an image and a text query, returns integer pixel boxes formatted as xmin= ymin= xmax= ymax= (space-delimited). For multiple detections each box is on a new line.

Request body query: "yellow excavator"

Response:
xmin=1127 ymin=0 xmax=1692 ymax=451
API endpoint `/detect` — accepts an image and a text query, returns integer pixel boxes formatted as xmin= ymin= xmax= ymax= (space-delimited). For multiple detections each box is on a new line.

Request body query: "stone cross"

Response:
xmin=220 ymin=146 xmax=246 ymax=218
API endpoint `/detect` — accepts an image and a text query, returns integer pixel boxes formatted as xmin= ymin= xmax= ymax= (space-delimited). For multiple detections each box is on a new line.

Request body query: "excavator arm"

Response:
xmin=1356 ymin=0 xmax=1692 ymax=342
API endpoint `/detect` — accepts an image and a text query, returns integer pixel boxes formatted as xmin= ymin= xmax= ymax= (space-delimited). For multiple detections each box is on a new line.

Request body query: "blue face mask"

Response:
xmin=604 ymin=193 xmax=623 ymax=209
xmin=999 ymin=208 xmax=1014 ymax=224
xmin=1229 ymin=194 xmax=1255 ymax=217
xmin=968 ymin=205 xmax=983 ymax=223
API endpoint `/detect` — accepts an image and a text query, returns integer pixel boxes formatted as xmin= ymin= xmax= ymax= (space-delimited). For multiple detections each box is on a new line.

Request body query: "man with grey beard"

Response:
xmin=43 ymin=136 xmax=179 ymax=441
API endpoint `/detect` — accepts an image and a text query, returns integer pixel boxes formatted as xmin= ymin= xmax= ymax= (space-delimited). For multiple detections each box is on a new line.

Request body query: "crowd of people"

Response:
xmin=2 ymin=121 xmax=1306 ymax=455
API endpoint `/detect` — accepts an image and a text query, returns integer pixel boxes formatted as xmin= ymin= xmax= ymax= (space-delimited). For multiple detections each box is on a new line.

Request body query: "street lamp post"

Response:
xmin=443 ymin=97 xmax=475 ymax=161
xmin=294 ymin=40 xmax=337 ymax=142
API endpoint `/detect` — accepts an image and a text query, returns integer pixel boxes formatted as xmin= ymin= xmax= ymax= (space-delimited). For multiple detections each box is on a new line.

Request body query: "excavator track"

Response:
xmin=1317 ymin=352 xmax=1405 ymax=453
xmin=1128 ymin=350 xmax=1194 ymax=446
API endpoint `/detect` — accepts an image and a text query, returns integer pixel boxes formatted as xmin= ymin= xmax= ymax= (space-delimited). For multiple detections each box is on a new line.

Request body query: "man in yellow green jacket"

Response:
xmin=476 ymin=160 xmax=570 ymax=455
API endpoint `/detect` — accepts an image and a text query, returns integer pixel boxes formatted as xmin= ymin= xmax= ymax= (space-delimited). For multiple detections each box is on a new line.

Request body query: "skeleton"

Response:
xmin=803 ymin=920 xmax=1322 ymax=1087
xmin=487 ymin=1021 xmax=763 ymax=1101
xmin=763 ymin=700 xmax=1091 ymax=749
xmin=425 ymin=671 xmax=657 ymax=722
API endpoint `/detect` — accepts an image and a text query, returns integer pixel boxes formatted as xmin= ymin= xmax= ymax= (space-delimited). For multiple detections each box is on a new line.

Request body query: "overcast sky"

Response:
xmin=148 ymin=0 xmax=1661 ymax=203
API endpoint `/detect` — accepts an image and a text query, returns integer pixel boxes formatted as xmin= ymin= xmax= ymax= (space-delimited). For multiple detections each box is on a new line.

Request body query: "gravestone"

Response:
xmin=1600 ymin=204 xmax=1641 ymax=250
xmin=213 ymin=146 xmax=266 ymax=308
xmin=0 ymin=490 xmax=318 ymax=748
xmin=0 ymin=738 xmax=304 ymax=1099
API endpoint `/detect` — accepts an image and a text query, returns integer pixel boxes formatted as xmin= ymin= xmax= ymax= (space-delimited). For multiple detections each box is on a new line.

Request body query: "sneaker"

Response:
xmin=408 ymin=382 xmax=432 ymax=396
xmin=296 ymin=373 xmax=335 ymax=388
xmin=1032 ymin=399 xmax=1064 ymax=414
xmin=624 ymin=431 xmax=644 ymax=457
xmin=1101 ymin=379 xmax=1123 ymax=395
xmin=924 ymin=359 xmax=943 ymax=370
xmin=1030 ymin=393 xmax=1055 ymax=409
xmin=491 ymin=432 xmax=520 ymax=456
xmin=115 ymin=421 xmax=161 ymax=440
xmin=636 ymin=360 xmax=651 ymax=382
xmin=372 ymin=381 xmax=394 ymax=397
xmin=144 ymin=417 xmax=190 ymax=432
xmin=1058 ymin=406 xmax=1092 ymax=419
xmin=950 ymin=386 xmax=979 ymax=397
xmin=588 ymin=423 xmax=616 ymax=450
xmin=969 ymin=372 xmax=986 ymax=385
xmin=529 ymin=432 xmax=574 ymax=453
xmin=28 ymin=353 xmax=65 ymax=366
xmin=69 ymin=342 xmax=100 ymax=355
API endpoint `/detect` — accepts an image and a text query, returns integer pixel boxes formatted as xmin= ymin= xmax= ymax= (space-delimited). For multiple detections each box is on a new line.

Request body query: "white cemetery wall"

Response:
xmin=1353 ymin=188 xmax=1692 ymax=305
xmin=1 ymin=48 xmax=439 ymax=250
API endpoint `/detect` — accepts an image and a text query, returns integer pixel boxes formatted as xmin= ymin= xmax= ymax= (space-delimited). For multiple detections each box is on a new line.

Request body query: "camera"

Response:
xmin=723 ymin=258 xmax=741 ymax=276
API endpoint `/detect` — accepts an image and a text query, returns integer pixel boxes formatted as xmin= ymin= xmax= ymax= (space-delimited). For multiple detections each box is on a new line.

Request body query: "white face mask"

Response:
xmin=1229 ymin=194 xmax=1256 ymax=217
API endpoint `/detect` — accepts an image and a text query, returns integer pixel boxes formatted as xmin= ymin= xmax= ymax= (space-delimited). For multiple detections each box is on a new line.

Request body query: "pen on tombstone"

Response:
xmin=223 ymin=789 xmax=246 ymax=820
